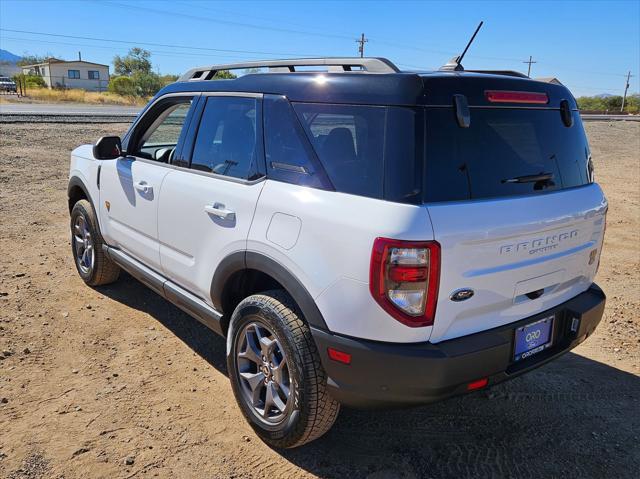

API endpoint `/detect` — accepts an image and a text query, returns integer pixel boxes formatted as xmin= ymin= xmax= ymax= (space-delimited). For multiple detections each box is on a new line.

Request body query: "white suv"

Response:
xmin=68 ymin=58 xmax=607 ymax=448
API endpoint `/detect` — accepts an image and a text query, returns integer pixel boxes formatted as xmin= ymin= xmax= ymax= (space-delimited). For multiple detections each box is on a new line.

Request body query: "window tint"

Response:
xmin=88 ymin=70 xmax=99 ymax=80
xmin=425 ymin=108 xmax=590 ymax=202
xmin=264 ymin=96 xmax=331 ymax=189
xmin=293 ymin=103 xmax=422 ymax=202
xmin=134 ymin=100 xmax=192 ymax=162
xmin=191 ymin=97 xmax=261 ymax=180
xmin=68 ymin=70 xmax=80 ymax=79
xmin=293 ymin=103 xmax=385 ymax=198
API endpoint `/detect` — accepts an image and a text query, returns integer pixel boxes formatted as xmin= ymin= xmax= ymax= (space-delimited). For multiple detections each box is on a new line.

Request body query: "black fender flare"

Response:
xmin=210 ymin=251 xmax=329 ymax=331
xmin=67 ymin=175 xmax=96 ymax=213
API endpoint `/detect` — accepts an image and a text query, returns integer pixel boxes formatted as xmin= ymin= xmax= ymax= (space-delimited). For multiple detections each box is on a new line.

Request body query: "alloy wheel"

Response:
xmin=235 ymin=321 xmax=292 ymax=424
xmin=73 ymin=214 xmax=94 ymax=275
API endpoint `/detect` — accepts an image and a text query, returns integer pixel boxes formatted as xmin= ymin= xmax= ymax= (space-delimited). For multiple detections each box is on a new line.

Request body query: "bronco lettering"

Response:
xmin=499 ymin=229 xmax=579 ymax=255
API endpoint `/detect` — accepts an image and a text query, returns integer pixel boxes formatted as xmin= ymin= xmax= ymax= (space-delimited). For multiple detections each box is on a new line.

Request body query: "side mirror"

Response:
xmin=93 ymin=136 xmax=122 ymax=160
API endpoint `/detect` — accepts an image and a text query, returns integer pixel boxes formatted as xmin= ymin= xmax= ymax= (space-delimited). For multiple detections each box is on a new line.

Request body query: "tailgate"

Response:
xmin=427 ymin=184 xmax=607 ymax=343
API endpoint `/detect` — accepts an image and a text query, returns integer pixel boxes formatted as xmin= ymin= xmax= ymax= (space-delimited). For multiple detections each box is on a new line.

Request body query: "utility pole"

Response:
xmin=523 ymin=55 xmax=537 ymax=77
xmin=621 ymin=70 xmax=632 ymax=113
xmin=356 ymin=33 xmax=368 ymax=58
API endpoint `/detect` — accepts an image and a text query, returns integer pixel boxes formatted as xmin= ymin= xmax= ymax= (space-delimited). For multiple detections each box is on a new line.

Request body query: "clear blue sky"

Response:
xmin=1 ymin=0 xmax=638 ymax=97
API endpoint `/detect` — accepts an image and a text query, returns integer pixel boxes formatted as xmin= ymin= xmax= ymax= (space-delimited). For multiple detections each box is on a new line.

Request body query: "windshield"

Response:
xmin=424 ymin=107 xmax=592 ymax=202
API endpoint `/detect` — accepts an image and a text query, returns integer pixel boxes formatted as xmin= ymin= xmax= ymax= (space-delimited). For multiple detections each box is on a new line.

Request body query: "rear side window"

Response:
xmin=191 ymin=96 xmax=261 ymax=180
xmin=425 ymin=108 xmax=590 ymax=202
xmin=294 ymin=103 xmax=385 ymax=199
xmin=293 ymin=103 xmax=422 ymax=202
xmin=263 ymin=96 xmax=331 ymax=189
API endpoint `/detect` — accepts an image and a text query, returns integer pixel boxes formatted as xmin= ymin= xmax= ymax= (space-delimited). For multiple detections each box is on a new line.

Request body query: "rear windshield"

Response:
xmin=276 ymin=102 xmax=591 ymax=204
xmin=424 ymin=108 xmax=591 ymax=202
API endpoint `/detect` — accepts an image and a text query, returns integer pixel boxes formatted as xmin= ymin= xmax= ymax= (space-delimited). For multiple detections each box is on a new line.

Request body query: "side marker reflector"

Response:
xmin=327 ymin=347 xmax=352 ymax=365
xmin=467 ymin=378 xmax=488 ymax=391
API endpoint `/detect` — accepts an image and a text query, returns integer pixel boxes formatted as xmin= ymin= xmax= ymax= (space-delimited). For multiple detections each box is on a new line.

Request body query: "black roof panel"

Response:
xmin=156 ymin=70 xmax=576 ymax=109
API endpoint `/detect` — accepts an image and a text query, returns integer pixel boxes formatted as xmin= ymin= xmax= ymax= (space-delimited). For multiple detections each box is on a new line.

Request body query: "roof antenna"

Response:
xmin=440 ymin=21 xmax=484 ymax=71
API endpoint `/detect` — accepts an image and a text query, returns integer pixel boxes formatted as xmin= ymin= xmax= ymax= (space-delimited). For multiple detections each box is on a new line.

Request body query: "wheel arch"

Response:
xmin=211 ymin=251 xmax=329 ymax=334
xmin=68 ymin=176 xmax=95 ymax=213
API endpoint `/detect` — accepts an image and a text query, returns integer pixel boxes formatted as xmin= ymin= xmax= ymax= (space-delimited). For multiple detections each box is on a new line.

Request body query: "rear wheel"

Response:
xmin=70 ymin=200 xmax=120 ymax=286
xmin=227 ymin=291 xmax=340 ymax=448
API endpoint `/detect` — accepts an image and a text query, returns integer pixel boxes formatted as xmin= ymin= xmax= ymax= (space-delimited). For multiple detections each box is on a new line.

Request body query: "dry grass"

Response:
xmin=2 ymin=87 xmax=148 ymax=106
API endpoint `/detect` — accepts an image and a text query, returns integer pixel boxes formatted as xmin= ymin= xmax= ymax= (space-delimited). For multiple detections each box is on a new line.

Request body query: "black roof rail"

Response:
xmin=178 ymin=57 xmax=400 ymax=82
xmin=466 ymin=70 xmax=529 ymax=78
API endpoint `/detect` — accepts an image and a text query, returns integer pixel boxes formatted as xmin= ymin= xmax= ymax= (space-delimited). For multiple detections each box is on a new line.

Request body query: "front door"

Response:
xmin=99 ymin=96 xmax=196 ymax=270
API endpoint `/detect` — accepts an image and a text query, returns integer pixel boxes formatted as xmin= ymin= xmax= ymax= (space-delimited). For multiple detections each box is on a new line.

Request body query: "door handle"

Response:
xmin=134 ymin=181 xmax=152 ymax=194
xmin=204 ymin=203 xmax=235 ymax=220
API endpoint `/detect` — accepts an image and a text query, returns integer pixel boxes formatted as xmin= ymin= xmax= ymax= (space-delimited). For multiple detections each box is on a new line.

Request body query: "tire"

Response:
xmin=70 ymin=199 xmax=120 ymax=286
xmin=227 ymin=290 xmax=340 ymax=448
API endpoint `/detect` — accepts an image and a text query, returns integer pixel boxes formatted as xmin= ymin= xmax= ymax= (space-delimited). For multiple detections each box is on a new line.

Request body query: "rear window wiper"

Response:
xmin=502 ymin=172 xmax=554 ymax=184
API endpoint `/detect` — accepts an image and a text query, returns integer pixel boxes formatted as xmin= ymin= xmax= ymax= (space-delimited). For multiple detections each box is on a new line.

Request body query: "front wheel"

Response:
xmin=70 ymin=199 xmax=120 ymax=286
xmin=227 ymin=291 xmax=340 ymax=448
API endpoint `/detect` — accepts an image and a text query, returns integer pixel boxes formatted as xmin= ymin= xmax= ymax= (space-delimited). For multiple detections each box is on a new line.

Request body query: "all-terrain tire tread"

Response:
xmin=233 ymin=290 xmax=340 ymax=448
xmin=71 ymin=200 xmax=120 ymax=286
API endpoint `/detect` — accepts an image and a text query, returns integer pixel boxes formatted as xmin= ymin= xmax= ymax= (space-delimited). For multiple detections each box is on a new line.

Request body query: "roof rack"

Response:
xmin=178 ymin=57 xmax=400 ymax=82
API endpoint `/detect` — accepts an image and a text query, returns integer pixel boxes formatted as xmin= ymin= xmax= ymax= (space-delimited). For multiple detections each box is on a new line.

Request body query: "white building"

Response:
xmin=22 ymin=58 xmax=110 ymax=91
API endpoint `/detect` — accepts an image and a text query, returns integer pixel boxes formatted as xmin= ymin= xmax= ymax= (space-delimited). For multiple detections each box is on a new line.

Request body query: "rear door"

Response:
xmin=158 ymin=93 xmax=265 ymax=302
xmin=424 ymin=105 xmax=607 ymax=342
xmin=99 ymin=95 xmax=196 ymax=270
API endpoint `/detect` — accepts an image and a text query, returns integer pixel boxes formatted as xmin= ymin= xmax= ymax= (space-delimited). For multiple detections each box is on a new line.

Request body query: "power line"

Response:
xmin=2 ymin=28 xmax=636 ymax=91
xmin=621 ymin=71 xmax=634 ymax=112
xmin=356 ymin=33 xmax=368 ymax=58
xmin=0 ymin=35 xmax=267 ymax=61
xmin=0 ymin=28 xmax=323 ymax=57
xmin=523 ymin=55 xmax=537 ymax=77
xmin=89 ymin=0 xmax=640 ymax=77
xmin=103 ymin=0 xmax=355 ymax=41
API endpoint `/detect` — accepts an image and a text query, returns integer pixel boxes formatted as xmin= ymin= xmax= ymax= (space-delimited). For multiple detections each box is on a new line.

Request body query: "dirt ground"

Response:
xmin=0 ymin=121 xmax=638 ymax=479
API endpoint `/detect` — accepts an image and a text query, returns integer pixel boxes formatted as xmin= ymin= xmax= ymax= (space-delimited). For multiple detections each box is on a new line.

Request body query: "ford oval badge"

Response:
xmin=450 ymin=288 xmax=474 ymax=302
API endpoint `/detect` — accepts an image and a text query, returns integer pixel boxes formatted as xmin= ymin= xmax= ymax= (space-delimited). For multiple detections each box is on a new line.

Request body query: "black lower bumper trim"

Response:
xmin=312 ymin=284 xmax=605 ymax=409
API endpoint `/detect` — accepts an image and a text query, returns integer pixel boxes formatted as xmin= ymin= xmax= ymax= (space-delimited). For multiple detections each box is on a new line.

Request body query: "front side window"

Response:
xmin=132 ymin=99 xmax=193 ymax=163
xmin=68 ymin=70 xmax=80 ymax=79
xmin=190 ymin=96 xmax=261 ymax=180
xmin=88 ymin=70 xmax=99 ymax=80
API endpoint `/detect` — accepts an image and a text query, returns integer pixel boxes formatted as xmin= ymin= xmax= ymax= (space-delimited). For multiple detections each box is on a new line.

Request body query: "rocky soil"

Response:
xmin=0 ymin=121 xmax=638 ymax=478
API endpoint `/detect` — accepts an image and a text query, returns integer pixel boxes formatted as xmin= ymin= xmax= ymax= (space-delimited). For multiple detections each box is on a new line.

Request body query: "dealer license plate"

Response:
xmin=513 ymin=316 xmax=554 ymax=362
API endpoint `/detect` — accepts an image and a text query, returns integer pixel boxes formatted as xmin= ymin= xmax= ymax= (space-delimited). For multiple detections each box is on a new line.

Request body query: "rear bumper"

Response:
xmin=312 ymin=283 xmax=605 ymax=408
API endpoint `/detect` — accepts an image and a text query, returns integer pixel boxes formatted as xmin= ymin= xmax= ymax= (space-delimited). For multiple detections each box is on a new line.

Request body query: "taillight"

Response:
xmin=370 ymin=238 xmax=440 ymax=327
xmin=485 ymin=90 xmax=549 ymax=104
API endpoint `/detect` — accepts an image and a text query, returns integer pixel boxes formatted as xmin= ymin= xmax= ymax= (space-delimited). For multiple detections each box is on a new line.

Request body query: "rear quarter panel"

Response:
xmin=248 ymin=180 xmax=435 ymax=343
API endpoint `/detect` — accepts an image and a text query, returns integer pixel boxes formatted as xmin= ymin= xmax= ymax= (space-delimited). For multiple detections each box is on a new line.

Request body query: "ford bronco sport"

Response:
xmin=68 ymin=57 xmax=607 ymax=448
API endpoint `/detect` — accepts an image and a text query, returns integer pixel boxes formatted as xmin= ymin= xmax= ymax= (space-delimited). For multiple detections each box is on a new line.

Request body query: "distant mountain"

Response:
xmin=595 ymin=93 xmax=615 ymax=99
xmin=0 ymin=49 xmax=22 ymax=63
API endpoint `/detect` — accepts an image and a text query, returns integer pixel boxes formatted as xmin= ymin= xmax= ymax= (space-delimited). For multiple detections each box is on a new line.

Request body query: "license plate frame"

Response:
xmin=513 ymin=315 xmax=554 ymax=362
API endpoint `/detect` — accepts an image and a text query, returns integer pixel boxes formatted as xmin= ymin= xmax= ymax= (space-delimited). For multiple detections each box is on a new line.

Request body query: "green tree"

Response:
xmin=108 ymin=76 xmax=136 ymax=96
xmin=132 ymin=71 xmax=163 ymax=96
xmin=603 ymin=96 xmax=623 ymax=111
xmin=215 ymin=70 xmax=237 ymax=79
xmin=12 ymin=73 xmax=46 ymax=88
xmin=159 ymin=74 xmax=179 ymax=86
xmin=17 ymin=53 xmax=48 ymax=66
xmin=625 ymin=94 xmax=639 ymax=113
xmin=113 ymin=48 xmax=152 ymax=76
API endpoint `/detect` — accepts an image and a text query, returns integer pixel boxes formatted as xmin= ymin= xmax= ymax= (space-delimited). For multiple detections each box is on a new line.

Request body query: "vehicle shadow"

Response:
xmin=99 ymin=273 xmax=640 ymax=479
